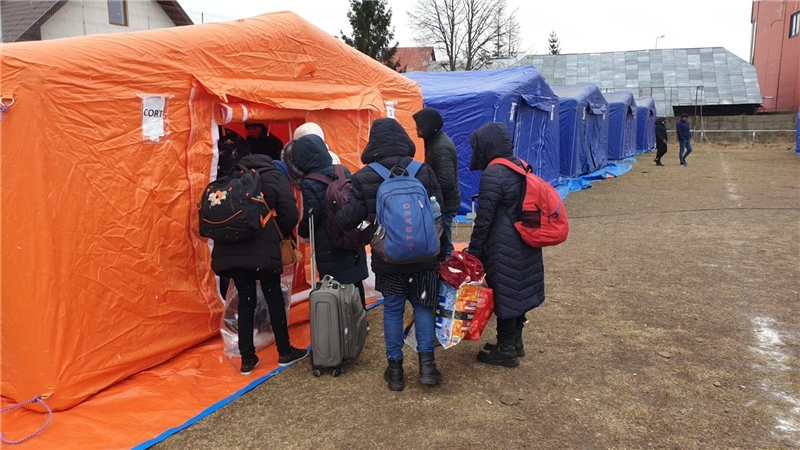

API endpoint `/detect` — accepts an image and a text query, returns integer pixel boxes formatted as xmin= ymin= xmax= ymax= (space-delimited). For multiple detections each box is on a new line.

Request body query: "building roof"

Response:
xmin=1 ymin=0 xmax=193 ymax=43
xmin=393 ymin=46 xmax=435 ymax=72
xmin=514 ymin=48 xmax=762 ymax=115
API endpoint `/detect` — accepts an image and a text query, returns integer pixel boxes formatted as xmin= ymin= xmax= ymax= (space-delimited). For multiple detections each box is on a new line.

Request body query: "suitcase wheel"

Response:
xmin=312 ymin=367 xmax=322 ymax=378
xmin=331 ymin=366 xmax=342 ymax=377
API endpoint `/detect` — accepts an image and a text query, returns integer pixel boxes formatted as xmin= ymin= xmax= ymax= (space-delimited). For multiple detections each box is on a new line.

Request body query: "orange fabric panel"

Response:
xmin=0 ymin=11 xmax=422 ymax=412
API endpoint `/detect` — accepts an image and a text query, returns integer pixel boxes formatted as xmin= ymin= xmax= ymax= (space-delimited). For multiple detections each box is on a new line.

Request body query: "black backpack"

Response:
xmin=217 ymin=127 xmax=251 ymax=178
xmin=198 ymin=165 xmax=269 ymax=243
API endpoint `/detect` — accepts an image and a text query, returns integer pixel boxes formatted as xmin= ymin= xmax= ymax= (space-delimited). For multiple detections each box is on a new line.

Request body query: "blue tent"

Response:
xmin=635 ymin=97 xmax=657 ymax=153
xmin=552 ymin=83 xmax=609 ymax=178
xmin=604 ymin=91 xmax=638 ymax=160
xmin=407 ymin=67 xmax=560 ymax=214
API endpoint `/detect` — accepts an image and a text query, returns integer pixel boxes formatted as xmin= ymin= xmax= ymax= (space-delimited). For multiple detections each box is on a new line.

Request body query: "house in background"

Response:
xmin=0 ymin=0 xmax=192 ymax=43
xmin=751 ymin=0 xmax=800 ymax=112
xmin=393 ymin=46 xmax=435 ymax=73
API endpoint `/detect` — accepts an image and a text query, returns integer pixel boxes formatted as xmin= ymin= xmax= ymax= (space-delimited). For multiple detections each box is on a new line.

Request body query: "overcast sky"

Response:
xmin=178 ymin=0 xmax=755 ymax=61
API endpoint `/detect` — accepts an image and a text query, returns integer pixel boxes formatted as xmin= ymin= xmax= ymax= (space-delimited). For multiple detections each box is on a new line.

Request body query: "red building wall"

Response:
xmin=752 ymin=0 xmax=800 ymax=112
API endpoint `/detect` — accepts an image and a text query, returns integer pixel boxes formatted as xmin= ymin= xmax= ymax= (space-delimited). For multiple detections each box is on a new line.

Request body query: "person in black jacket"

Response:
xmin=245 ymin=123 xmax=284 ymax=160
xmin=654 ymin=117 xmax=668 ymax=166
xmin=413 ymin=108 xmax=461 ymax=261
xmin=466 ymin=123 xmax=545 ymax=368
xmin=210 ymin=154 xmax=307 ymax=375
xmin=292 ymin=135 xmax=369 ymax=309
xmin=334 ymin=118 xmax=444 ymax=391
xmin=676 ymin=114 xmax=693 ymax=166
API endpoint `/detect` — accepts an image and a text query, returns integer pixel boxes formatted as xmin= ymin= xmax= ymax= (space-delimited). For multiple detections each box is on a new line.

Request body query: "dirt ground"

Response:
xmin=157 ymin=143 xmax=800 ymax=450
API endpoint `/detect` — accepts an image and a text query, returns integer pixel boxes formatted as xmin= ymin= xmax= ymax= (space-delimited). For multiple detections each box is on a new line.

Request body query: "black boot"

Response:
xmin=482 ymin=335 xmax=525 ymax=358
xmin=477 ymin=343 xmax=519 ymax=367
xmin=418 ymin=352 xmax=443 ymax=385
xmin=384 ymin=359 xmax=404 ymax=391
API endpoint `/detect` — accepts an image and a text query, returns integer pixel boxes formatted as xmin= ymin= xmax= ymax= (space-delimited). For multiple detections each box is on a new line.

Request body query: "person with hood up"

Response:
xmin=210 ymin=154 xmax=307 ymax=375
xmin=412 ymin=108 xmax=461 ymax=261
xmin=334 ymin=118 xmax=444 ymax=392
xmin=245 ymin=123 xmax=284 ymax=160
xmin=291 ymin=135 xmax=369 ymax=311
xmin=293 ymin=122 xmax=342 ymax=164
xmin=466 ymin=123 xmax=546 ymax=368
xmin=654 ymin=117 xmax=668 ymax=166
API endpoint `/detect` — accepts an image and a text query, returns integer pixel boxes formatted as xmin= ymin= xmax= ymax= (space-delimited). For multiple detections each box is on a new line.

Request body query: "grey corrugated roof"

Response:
xmin=0 ymin=0 xmax=62 ymax=43
xmin=513 ymin=48 xmax=762 ymax=116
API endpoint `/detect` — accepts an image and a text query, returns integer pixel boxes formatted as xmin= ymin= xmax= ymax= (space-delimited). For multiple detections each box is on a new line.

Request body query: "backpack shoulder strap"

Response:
xmin=332 ymin=164 xmax=346 ymax=180
xmin=406 ymin=160 xmax=423 ymax=178
xmin=487 ymin=157 xmax=529 ymax=175
xmin=368 ymin=162 xmax=390 ymax=181
xmin=305 ymin=172 xmax=333 ymax=185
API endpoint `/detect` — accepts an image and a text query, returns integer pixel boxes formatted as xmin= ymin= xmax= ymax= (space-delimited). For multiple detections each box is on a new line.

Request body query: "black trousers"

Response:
xmin=229 ymin=269 xmax=291 ymax=360
xmin=655 ymin=141 xmax=668 ymax=162
xmin=496 ymin=314 xmax=527 ymax=346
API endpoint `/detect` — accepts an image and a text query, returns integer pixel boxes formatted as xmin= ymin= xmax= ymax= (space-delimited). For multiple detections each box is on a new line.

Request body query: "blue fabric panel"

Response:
xmin=407 ymin=67 xmax=561 ymax=214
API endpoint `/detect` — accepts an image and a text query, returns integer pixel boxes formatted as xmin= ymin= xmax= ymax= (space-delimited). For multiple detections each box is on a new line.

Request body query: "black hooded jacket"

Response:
xmin=413 ymin=108 xmax=461 ymax=213
xmin=246 ymin=124 xmax=284 ymax=160
xmin=210 ymin=154 xmax=299 ymax=276
xmin=334 ymin=118 xmax=443 ymax=276
xmin=467 ymin=123 xmax=545 ymax=319
xmin=655 ymin=120 xmax=668 ymax=144
xmin=292 ymin=135 xmax=368 ymax=285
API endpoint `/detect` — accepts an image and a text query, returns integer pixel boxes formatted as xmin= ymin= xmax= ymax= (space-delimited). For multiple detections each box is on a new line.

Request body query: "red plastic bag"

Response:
xmin=439 ymin=250 xmax=484 ymax=288
xmin=464 ymin=286 xmax=494 ymax=341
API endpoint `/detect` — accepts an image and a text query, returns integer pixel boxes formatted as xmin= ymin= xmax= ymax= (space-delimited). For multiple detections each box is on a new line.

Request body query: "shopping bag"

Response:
xmin=435 ymin=280 xmax=481 ymax=348
xmin=464 ymin=286 xmax=494 ymax=341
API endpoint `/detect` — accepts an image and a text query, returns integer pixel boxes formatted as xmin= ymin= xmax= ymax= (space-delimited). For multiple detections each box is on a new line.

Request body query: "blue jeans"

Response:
xmin=383 ymin=294 xmax=435 ymax=360
xmin=438 ymin=211 xmax=457 ymax=261
xmin=679 ymin=139 xmax=693 ymax=164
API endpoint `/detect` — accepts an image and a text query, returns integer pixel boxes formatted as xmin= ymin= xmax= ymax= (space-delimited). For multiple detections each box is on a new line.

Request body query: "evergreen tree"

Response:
xmin=548 ymin=31 xmax=561 ymax=55
xmin=342 ymin=0 xmax=401 ymax=71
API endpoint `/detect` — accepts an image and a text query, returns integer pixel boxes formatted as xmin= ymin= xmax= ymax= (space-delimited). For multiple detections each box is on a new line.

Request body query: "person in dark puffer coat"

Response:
xmin=210 ymin=154 xmax=308 ymax=375
xmin=413 ymin=107 xmax=461 ymax=261
xmin=466 ymin=123 xmax=545 ymax=368
xmin=291 ymin=135 xmax=369 ymax=308
xmin=334 ymin=118 xmax=444 ymax=392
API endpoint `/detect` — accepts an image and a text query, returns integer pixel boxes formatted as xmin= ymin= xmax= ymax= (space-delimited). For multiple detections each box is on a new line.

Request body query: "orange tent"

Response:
xmin=1 ymin=11 xmax=423 ymax=412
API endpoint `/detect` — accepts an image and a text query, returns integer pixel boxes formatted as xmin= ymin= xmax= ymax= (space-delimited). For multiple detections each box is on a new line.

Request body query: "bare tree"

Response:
xmin=409 ymin=0 xmax=517 ymax=71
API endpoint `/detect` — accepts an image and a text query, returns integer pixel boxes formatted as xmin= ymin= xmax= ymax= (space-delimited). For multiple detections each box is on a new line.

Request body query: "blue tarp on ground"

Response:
xmin=552 ymin=83 xmax=609 ymax=178
xmin=635 ymin=96 xmax=657 ymax=153
xmin=604 ymin=91 xmax=638 ymax=161
xmin=407 ymin=67 xmax=560 ymax=214
xmin=555 ymin=163 xmax=634 ymax=200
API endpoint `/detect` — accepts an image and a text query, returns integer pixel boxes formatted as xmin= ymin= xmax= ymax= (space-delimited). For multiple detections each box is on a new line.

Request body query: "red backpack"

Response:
xmin=305 ymin=165 xmax=372 ymax=250
xmin=487 ymin=158 xmax=569 ymax=247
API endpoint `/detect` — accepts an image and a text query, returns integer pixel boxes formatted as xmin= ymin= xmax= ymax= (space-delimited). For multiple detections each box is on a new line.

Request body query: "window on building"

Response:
xmin=108 ymin=0 xmax=128 ymax=26
xmin=790 ymin=11 xmax=800 ymax=38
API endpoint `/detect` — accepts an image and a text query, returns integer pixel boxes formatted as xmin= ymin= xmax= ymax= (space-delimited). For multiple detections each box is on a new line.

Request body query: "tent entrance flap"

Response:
xmin=196 ymin=76 xmax=385 ymax=115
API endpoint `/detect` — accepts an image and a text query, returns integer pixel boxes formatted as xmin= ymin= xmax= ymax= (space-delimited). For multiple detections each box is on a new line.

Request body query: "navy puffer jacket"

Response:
xmin=293 ymin=135 xmax=368 ymax=285
xmin=334 ymin=118 xmax=443 ymax=276
xmin=467 ymin=123 xmax=545 ymax=319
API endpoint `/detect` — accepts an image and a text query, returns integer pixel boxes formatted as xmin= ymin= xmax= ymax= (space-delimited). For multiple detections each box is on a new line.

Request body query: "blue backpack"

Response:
xmin=369 ymin=161 xmax=440 ymax=264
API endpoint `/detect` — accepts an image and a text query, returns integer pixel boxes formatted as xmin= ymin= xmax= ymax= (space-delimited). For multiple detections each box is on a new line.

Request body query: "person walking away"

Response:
xmin=334 ymin=118 xmax=444 ymax=391
xmin=677 ymin=114 xmax=693 ymax=166
xmin=654 ymin=117 xmax=668 ymax=166
xmin=291 ymin=135 xmax=369 ymax=312
xmin=210 ymin=154 xmax=307 ymax=375
xmin=413 ymin=108 xmax=460 ymax=261
xmin=466 ymin=123 xmax=546 ymax=368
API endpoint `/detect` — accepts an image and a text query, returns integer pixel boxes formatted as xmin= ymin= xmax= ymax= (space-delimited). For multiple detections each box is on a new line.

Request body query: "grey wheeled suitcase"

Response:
xmin=308 ymin=214 xmax=368 ymax=377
